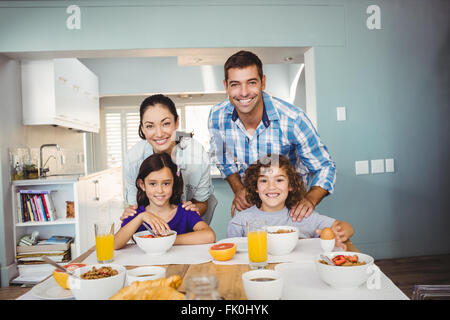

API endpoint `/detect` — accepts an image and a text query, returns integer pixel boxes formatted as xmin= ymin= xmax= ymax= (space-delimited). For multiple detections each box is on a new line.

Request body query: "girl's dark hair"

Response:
xmin=243 ymin=154 xmax=305 ymax=210
xmin=136 ymin=152 xmax=183 ymax=207
xmin=224 ymin=50 xmax=264 ymax=83
xmin=138 ymin=94 xmax=179 ymax=140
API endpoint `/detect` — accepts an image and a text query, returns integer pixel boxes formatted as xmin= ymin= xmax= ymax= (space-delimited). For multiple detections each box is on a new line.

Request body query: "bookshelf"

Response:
xmin=9 ymin=168 xmax=124 ymax=284
xmin=11 ymin=177 xmax=81 ymax=261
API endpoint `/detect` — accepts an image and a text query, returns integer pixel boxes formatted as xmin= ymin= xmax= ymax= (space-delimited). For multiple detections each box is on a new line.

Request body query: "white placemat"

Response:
xmin=274 ymin=262 xmax=409 ymax=300
xmin=213 ymin=238 xmax=337 ymax=265
xmin=83 ymin=243 xmax=213 ymax=266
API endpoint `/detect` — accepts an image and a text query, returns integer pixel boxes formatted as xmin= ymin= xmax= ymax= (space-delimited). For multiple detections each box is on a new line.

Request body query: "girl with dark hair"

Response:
xmin=115 ymin=153 xmax=215 ymax=250
xmin=227 ymin=154 xmax=353 ymax=250
xmin=122 ymin=94 xmax=216 ymax=225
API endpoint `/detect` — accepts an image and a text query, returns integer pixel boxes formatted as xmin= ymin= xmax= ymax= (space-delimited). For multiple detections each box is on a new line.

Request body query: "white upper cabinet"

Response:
xmin=21 ymin=58 xmax=100 ymax=133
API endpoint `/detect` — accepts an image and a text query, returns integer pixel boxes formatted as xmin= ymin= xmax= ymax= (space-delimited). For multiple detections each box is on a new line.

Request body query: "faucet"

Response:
xmin=40 ymin=144 xmax=61 ymax=178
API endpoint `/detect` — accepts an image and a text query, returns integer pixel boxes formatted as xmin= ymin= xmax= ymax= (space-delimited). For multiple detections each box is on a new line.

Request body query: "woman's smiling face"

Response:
xmin=141 ymin=104 xmax=179 ymax=153
xmin=256 ymin=165 xmax=292 ymax=212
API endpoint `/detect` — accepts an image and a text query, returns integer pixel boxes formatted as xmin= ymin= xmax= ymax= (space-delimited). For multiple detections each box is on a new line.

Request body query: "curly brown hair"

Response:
xmin=243 ymin=154 xmax=306 ymax=210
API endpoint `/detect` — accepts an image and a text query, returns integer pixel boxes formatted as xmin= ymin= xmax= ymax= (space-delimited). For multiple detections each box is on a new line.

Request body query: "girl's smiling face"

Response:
xmin=138 ymin=167 xmax=174 ymax=207
xmin=256 ymin=165 xmax=292 ymax=212
xmin=141 ymin=104 xmax=179 ymax=153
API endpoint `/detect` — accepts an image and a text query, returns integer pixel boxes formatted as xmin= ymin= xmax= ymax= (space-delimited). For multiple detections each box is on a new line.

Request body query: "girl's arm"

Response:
xmin=115 ymin=211 xmax=172 ymax=249
xmin=174 ymin=221 xmax=216 ymax=245
xmin=114 ymin=214 xmax=144 ymax=250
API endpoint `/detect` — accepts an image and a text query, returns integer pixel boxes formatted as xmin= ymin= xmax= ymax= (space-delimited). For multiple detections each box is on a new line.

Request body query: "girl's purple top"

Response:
xmin=121 ymin=203 xmax=203 ymax=235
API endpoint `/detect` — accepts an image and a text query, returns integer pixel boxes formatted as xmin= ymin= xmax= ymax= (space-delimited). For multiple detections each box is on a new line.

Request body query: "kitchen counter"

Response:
xmin=11 ymin=174 xmax=84 ymax=186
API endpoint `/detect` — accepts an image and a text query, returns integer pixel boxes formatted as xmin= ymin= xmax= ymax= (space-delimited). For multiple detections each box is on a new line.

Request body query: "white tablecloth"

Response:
xmin=83 ymin=243 xmax=213 ymax=266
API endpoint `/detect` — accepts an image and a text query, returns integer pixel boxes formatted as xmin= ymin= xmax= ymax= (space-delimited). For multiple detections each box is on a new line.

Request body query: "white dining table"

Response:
xmin=16 ymin=238 xmax=409 ymax=300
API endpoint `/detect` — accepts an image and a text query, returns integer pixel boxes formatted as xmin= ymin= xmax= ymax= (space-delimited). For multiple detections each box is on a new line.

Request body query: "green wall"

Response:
xmin=0 ymin=0 xmax=449 ymax=261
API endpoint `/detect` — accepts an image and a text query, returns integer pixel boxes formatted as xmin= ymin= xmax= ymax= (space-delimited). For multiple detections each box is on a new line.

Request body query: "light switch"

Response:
xmin=371 ymin=159 xmax=385 ymax=174
xmin=337 ymin=107 xmax=346 ymax=121
xmin=385 ymin=158 xmax=395 ymax=172
xmin=355 ymin=160 xmax=369 ymax=175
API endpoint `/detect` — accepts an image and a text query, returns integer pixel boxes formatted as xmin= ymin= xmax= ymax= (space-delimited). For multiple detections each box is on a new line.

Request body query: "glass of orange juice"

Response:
xmin=95 ymin=222 xmax=114 ymax=263
xmin=246 ymin=219 xmax=267 ymax=269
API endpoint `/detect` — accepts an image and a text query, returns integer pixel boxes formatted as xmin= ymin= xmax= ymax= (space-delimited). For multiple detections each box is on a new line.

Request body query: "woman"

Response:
xmin=121 ymin=94 xmax=216 ymax=224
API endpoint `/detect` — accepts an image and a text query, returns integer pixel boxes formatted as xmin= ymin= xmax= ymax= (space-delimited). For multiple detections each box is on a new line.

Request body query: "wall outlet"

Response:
xmin=371 ymin=159 xmax=385 ymax=174
xmin=355 ymin=160 xmax=369 ymax=175
xmin=337 ymin=106 xmax=346 ymax=121
xmin=385 ymin=158 xmax=395 ymax=172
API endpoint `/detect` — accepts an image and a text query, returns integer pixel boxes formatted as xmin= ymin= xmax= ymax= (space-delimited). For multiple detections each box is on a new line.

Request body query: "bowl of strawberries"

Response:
xmin=315 ymin=252 xmax=375 ymax=289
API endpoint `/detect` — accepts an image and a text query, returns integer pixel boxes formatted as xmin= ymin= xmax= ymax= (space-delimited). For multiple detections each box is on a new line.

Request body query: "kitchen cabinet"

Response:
xmin=21 ymin=58 xmax=100 ymax=133
xmin=10 ymin=168 xmax=123 ymax=284
xmin=77 ymin=167 xmax=124 ymax=253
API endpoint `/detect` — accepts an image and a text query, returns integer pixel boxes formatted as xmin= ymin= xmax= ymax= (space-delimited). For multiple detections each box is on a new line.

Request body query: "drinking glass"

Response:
xmin=95 ymin=222 xmax=114 ymax=263
xmin=246 ymin=219 xmax=268 ymax=269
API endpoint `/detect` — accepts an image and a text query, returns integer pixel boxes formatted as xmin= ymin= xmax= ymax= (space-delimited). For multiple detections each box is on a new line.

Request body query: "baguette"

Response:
xmin=109 ymin=275 xmax=184 ymax=300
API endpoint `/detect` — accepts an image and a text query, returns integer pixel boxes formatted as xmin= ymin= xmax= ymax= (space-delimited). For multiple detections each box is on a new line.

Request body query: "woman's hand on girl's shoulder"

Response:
xmin=120 ymin=205 xmax=138 ymax=221
xmin=181 ymin=201 xmax=200 ymax=215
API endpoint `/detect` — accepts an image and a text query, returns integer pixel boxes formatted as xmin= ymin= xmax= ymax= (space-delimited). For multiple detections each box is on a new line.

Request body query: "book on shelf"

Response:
xmin=15 ymin=189 xmax=57 ymax=223
xmin=16 ymin=249 xmax=71 ymax=264
xmin=16 ymin=239 xmax=73 ymax=254
xmin=40 ymin=235 xmax=74 ymax=244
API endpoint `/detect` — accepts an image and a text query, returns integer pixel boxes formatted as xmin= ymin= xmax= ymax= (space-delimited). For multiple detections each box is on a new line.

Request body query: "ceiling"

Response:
xmin=4 ymin=47 xmax=309 ymax=65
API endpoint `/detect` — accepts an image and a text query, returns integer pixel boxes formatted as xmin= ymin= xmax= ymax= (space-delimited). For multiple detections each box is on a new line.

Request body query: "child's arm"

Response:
xmin=114 ymin=211 xmax=171 ymax=249
xmin=174 ymin=221 xmax=216 ymax=245
xmin=114 ymin=213 xmax=144 ymax=250
xmin=331 ymin=220 xmax=354 ymax=250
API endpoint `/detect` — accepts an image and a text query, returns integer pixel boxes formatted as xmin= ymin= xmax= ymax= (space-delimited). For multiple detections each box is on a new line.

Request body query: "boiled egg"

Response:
xmin=320 ymin=227 xmax=335 ymax=240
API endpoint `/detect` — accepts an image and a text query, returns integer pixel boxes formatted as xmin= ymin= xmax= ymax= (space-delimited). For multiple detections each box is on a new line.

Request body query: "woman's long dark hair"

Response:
xmin=136 ymin=152 xmax=183 ymax=207
xmin=138 ymin=94 xmax=179 ymax=140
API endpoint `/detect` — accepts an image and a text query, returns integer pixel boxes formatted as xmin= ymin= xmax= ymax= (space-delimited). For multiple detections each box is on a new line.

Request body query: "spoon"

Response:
xmin=41 ymin=255 xmax=81 ymax=279
xmin=142 ymin=222 xmax=159 ymax=236
xmin=320 ymin=254 xmax=335 ymax=266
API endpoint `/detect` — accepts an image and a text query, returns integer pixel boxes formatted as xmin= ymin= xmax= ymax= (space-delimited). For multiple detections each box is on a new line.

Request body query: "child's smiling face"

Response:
xmin=256 ymin=165 xmax=292 ymax=212
xmin=138 ymin=167 xmax=174 ymax=207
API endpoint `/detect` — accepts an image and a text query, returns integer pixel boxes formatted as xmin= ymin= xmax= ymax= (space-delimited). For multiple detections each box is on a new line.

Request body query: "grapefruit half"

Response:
xmin=209 ymin=243 xmax=236 ymax=261
xmin=53 ymin=263 xmax=86 ymax=289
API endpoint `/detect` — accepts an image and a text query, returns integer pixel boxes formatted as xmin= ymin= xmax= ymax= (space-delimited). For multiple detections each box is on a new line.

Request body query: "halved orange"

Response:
xmin=53 ymin=263 xmax=86 ymax=289
xmin=209 ymin=243 xmax=236 ymax=261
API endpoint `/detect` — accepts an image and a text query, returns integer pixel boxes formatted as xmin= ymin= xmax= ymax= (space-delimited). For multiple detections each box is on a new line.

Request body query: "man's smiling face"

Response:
xmin=224 ymin=65 xmax=266 ymax=117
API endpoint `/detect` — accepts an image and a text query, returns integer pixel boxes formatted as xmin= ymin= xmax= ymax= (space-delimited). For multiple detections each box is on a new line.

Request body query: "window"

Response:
xmin=104 ymin=112 xmax=122 ymax=168
xmin=103 ymin=109 xmax=144 ymax=169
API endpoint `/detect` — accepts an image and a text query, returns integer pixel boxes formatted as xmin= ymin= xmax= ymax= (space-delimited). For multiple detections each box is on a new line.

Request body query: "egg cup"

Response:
xmin=320 ymin=238 xmax=336 ymax=252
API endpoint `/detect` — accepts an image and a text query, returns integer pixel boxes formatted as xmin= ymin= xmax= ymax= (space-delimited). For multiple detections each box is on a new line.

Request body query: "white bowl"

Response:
xmin=315 ymin=251 xmax=375 ymax=289
xmin=126 ymin=266 xmax=166 ymax=286
xmin=242 ymin=269 xmax=283 ymax=300
xmin=267 ymin=226 xmax=299 ymax=255
xmin=133 ymin=230 xmax=177 ymax=255
xmin=68 ymin=264 xmax=126 ymax=300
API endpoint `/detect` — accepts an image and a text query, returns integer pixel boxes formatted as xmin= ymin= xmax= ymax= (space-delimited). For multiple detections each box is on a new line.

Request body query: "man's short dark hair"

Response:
xmin=224 ymin=50 xmax=263 ymax=83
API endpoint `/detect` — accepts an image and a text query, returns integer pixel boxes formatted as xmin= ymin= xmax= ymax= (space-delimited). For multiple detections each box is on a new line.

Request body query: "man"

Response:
xmin=208 ymin=50 xmax=336 ymax=222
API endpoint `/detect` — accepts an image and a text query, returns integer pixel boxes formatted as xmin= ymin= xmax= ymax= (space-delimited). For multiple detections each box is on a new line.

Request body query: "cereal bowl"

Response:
xmin=267 ymin=226 xmax=299 ymax=255
xmin=126 ymin=266 xmax=166 ymax=286
xmin=133 ymin=230 xmax=177 ymax=255
xmin=315 ymin=251 xmax=375 ymax=289
xmin=68 ymin=264 xmax=126 ymax=300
